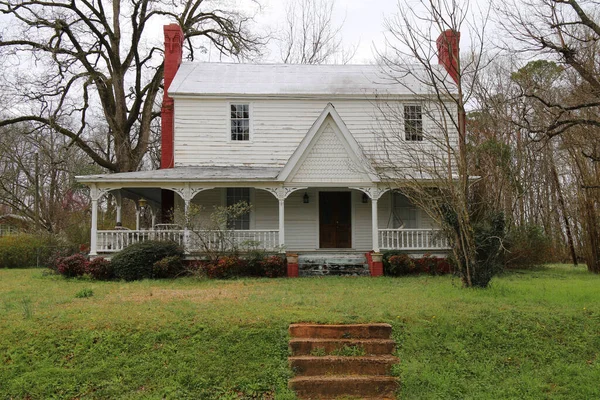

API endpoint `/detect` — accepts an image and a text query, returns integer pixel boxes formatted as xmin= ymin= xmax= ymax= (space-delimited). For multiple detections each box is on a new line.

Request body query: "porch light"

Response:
xmin=138 ymin=198 xmax=147 ymax=208
xmin=362 ymin=193 xmax=369 ymax=203
xmin=303 ymin=192 xmax=309 ymax=204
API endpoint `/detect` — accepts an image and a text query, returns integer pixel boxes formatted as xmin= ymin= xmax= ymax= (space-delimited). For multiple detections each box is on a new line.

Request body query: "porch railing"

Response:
xmin=379 ymin=229 xmax=450 ymax=250
xmin=97 ymin=229 xmax=279 ymax=253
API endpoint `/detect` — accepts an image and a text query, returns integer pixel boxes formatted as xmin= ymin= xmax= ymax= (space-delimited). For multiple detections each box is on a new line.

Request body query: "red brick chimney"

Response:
xmin=161 ymin=24 xmax=183 ymax=222
xmin=161 ymin=23 xmax=183 ymax=169
xmin=436 ymin=29 xmax=460 ymax=84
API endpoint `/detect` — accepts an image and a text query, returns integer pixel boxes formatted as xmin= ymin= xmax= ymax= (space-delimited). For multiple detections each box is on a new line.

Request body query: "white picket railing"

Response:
xmin=379 ymin=229 xmax=450 ymax=250
xmin=97 ymin=229 xmax=279 ymax=253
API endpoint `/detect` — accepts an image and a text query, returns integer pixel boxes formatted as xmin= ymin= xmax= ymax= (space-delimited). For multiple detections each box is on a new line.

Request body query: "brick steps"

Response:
xmin=289 ymin=355 xmax=398 ymax=376
xmin=289 ymin=376 xmax=398 ymax=399
xmin=290 ymin=323 xmax=392 ymax=339
xmin=288 ymin=323 xmax=399 ymax=399
xmin=289 ymin=338 xmax=396 ymax=356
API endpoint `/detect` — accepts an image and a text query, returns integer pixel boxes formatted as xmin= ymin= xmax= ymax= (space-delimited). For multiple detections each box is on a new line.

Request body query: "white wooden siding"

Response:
xmin=285 ymin=189 xmax=319 ymax=250
xmin=353 ymin=190 xmax=372 ymax=250
xmin=173 ymin=98 xmax=459 ymax=169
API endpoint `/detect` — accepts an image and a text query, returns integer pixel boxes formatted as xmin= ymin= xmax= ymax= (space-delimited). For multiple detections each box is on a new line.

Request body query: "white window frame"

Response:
xmin=228 ymin=102 xmax=253 ymax=142
xmin=222 ymin=187 xmax=254 ymax=230
xmin=404 ymin=104 xmax=424 ymax=142
xmin=392 ymin=191 xmax=419 ymax=229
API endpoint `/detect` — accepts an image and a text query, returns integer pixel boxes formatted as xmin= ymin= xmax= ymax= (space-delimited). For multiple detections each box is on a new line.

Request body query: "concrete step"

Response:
xmin=290 ymin=323 xmax=392 ymax=339
xmin=289 ymin=355 xmax=398 ymax=376
xmin=297 ymin=253 xmax=370 ymax=276
xmin=289 ymin=338 xmax=396 ymax=356
xmin=298 ymin=253 xmax=367 ymax=265
xmin=289 ymin=375 xmax=398 ymax=399
xmin=298 ymin=264 xmax=369 ymax=277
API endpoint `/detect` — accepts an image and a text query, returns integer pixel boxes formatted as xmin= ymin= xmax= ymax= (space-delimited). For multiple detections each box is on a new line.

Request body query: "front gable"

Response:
xmin=278 ymin=104 xmax=378 ymax=184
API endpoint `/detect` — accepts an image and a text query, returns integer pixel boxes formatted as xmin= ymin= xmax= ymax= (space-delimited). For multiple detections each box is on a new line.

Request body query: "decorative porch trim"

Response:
xmin=277 ymin=103 xmax=379 ymax=183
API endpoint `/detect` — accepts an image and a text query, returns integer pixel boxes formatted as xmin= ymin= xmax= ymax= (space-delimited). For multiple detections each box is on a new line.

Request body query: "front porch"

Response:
xmin=95 ymin=227 xmax=450 ymax=254
xmin=80 ymin=175 xmax=451 ymax=257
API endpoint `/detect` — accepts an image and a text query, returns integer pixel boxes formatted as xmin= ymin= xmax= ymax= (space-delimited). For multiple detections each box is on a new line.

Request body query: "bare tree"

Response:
xmin=278 ymin=0 xmax=355 ymax=64
xmin=374 ymin=0 xmax=504 ymax=287
xmin=0 ymin=123 xmax=93 ymax=235
xmin=495 ymin=0 xmax=600 ymax=272
xmin=495 ymin=0 xmax=600 ymax=141
xmin=0 ymin=0 xmax=264 ymax=173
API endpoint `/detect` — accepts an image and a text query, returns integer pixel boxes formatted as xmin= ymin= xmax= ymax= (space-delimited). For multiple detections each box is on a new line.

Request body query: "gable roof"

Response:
xmin=169 ymin=62 xmax=453 ymax=97
xmin=278 ymin=103 xmax=379 ymax=183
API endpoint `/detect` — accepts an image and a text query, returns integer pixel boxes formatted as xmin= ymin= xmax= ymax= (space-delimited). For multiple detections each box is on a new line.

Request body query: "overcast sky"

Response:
xmin=254 ymin=0 xmax=401 ymax=64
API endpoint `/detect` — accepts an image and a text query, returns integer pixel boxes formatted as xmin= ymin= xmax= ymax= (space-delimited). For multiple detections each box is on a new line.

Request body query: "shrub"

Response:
xmin=261 ymin=255 xmax=286 ymax=278
xmin=153 ymin=255 xmax=185 ymax=279
xmin=45 ymin=241 xmax=81 ymax=271
xmin=415 ymin=254 xmax=453 ymax=275
xmin=56 ymin=253 xmax=88 ymax=278
xmin=111 ymin=241 xmax=184 ymax=281
xmin=434 ymin=258 xmax=452 ymax=275
xmin=0 ymin=234 xmax=44 ymax=268
xmin=86 ymin=257 xmax=114 ymax=281
xmin=383 ymin=251 xmax=452 ymax=277
xmin=387 ymin=254 xmax=416 ymax=276
xmin=505 ymin=224 xmax=552 ymax=269
xmin=469 ymin=211 xmax=506 ymax=287
xmin=203 ymin=255 xmax=242 ymax=279
xmin=243 ymin=250 xmax=268 ymax=277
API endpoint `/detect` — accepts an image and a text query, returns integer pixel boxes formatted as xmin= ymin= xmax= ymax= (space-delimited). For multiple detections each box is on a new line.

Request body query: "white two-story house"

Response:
xmin=78 ymin=24 xmax=459 ymax=274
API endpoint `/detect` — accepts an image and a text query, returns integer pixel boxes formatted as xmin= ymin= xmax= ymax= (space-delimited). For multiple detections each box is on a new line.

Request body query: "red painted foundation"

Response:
xmin=366 ymin=251 xmax=383 ymax=277
xmin=371 ymin=260 xmax=383 ymax=277
xmin=287 ymin=263 xmax=299 ymax=277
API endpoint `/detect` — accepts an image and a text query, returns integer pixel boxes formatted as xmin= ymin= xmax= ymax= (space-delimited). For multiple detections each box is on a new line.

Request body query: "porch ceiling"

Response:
xmin=76 ymin=166 xmax=281 ymax=183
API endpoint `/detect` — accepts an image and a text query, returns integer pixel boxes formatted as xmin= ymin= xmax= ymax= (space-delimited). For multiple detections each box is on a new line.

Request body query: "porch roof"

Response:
xmin=76 ymin=166 xmax=281 ymax=183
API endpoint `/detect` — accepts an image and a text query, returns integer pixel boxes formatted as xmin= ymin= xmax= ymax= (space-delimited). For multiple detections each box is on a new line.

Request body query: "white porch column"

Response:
xmin=114 ymin=191 xmax=122 ymax=227
xmin=184 ymin=199 xmax=191 ymax=253
xmin=90 ymin=197 xmax=99 ymax=256
xmin=278 ymin=198 xmax=285 ymax=252
xmin=372 ymin=197 xmax=379 ymax=252
xmin=135 ymin=209 xmax=140 ymax=230
xmin=150 ymin=207 xmax=156 ymax=230
xmin=89 ymin=184 xmax=104 ymax=256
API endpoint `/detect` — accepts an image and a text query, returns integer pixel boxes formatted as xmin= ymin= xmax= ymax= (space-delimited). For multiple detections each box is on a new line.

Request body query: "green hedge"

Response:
xmin=0 ymin=234 xmax=45 ymax=268
xmin=111 ymin=241 xmax=184 ymax=281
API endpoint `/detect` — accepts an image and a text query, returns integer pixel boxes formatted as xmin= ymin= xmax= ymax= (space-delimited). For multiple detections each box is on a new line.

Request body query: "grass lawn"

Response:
xmin=1 ymin=265 xmax=599 ymax=399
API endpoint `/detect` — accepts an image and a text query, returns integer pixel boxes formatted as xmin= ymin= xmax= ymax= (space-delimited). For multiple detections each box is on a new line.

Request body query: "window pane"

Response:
xmin=404 ymin=105 xmax=423 ymax=141
xmin=230 ymin=103 xmax=250 ymax=141
xmin=226 ymin=188 xmax=251 ymax=230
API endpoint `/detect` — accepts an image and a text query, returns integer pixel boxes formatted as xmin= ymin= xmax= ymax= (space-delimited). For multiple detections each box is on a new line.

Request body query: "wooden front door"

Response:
xmin=319 ymin=192 xmax=352 ymax=248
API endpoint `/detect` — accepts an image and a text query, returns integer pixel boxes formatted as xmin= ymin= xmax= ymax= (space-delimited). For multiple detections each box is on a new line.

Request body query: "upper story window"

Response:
xmin=230 ymin=104 xmax=250 ymax=141
xmin=404 ymin=105 xmax=423 ymax=141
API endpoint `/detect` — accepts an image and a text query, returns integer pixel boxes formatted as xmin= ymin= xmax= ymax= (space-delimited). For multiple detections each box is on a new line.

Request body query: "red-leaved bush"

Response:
xmin=203 ymin=255 xmax=241 ymax=279
xmin=261 ymin=255 xmax=286 ymax=278
xmin=86 ymin=257 xmax=114 ymax=280
xmin=56 ymin=253 xmax=88 ymax=278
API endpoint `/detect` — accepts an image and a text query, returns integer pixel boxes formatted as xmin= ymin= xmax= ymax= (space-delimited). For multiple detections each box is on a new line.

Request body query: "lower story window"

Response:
xmin=226 ymin=188 xmax=250 ymax=230
xmin=392 ymin=192 xmax=417 ymax=229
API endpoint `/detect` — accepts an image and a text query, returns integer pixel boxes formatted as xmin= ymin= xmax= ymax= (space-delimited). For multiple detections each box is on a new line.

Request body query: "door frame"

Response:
xmin=318 ymin=190 xmax=353 ymax=249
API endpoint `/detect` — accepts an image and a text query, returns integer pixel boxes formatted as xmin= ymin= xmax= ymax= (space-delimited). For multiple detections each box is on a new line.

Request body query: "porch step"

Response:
xmin=297 ymin=252 xmax=369 ymax=277
xmin=289 ymin=376 xmax=398 ymax=399
xmin=289 ymin=355 xmax=398 ymax=376
xmin=288 ymin=323 xmax=399 ymax=399
xmin=289 ymin=323 xmax=392 ymax=339
xmin=289 ymin=338 xmax=396 ymax=356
